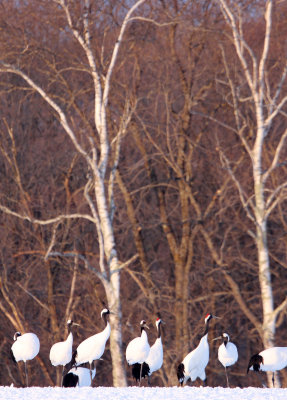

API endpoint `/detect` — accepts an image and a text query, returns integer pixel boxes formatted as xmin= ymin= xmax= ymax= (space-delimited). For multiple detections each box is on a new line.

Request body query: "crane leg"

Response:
xmin=24 ymin=362 xmax=28 ymax=387
xmin=148 ymin=375 xmax=151 ymax=387
xmin=90 ymin=361 xmax=94 ymax=387
xmin=139 ymin=363 xmax=143 ymax=387
xmin=225 ymin=367 xmax=229 ymax=388
xmin=272 ymin=372 xmax=275 ymax=388
xmin=256 ymin=372 xmax=267 ymax=388
xmin=61 ymin=365 xmax=65 ymax=387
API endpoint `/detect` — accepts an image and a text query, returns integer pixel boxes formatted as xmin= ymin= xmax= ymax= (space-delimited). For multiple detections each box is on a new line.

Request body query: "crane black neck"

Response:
xmin=102 ymin=311 xmax=110 ymax=326
xmin=223 ymin=337 xmax=228 ymax=346
xmin=67 ymin=322 xmax=73 ymax=334
xmin=157 ymin=322 xmax=162 ymax=339
xmin=141 ymin=326 xmax=147 ymax=334
xmin=203 ymin=317 xmax=211 ymax=336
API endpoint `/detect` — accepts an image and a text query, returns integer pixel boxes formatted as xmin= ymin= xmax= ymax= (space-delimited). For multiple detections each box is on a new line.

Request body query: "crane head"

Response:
xmin=140 ymin=320 xmax=149 ymax=329
xmin=156 ymin=317 xmax=165 ymax=327
xmin=205 ymin=313 xmax=221 ymax=323
xmin=13 ymin=332 xmax=21 ymax=341
xmin=205 ymin=313 xmax=212 ymax=323
xmin=222 ymin=332 xmax=230 ymax=341
xmin=101 ymin=308 xmax=110 ymax=318
xmin=67 ymin=319 xmax=80 ymax=327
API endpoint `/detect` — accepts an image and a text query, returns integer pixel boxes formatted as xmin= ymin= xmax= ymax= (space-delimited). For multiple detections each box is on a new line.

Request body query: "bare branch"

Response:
xmin=265 ymin=181 xmax=287 ymax=217
xmin=263 ymin=127 xmax=287 ymax=183
xmin=258 ymin=0 xmax=272 ymax=104
xmin=0 ymin=204 xmax=97 ymax=225
xmin=216 ymin=147 xmax=256 ymax=228
xmin=271 ymin=297 xmax=287 ymax=323
xmin=47 ymin=251 xmax=107 ymax=283
xmin=16 ymin=283 xmax=49 ymax=311
xmin=111 ymin=253 xmax=139 ymax=275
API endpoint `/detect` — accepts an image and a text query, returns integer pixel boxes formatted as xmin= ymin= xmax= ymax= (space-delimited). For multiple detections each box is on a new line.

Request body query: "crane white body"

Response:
xmin=49 ymin=320 xmax=79 ymax=368
xmin=75 ymin=322 xmax=111 ymax=365
xmin=247 ymin=346 xmax=287 ymax=387
xmin=248 ymin=347 xmax=287 ymax=373
xmin=50 ymin=332 xmax=73 ymax=367
xmin=215 ymin=333 xmax=238 ymax=387
xmin=182 ymin=334 xmax=209 ymax=382
xmin=177 ymin=313 xmax=219 ymax=385
xmin=74 ymin=308 xmax=111 ymax=385
xmin=126 ymin=329 xmax=150 ymax=365
xmin=145 ymin=337 xmax=163 ymax=375
xmin=218 ymin=339 xmax=238 ymax=368
xmin=11 ymin=332 xmax=40 ymax=387
xmin=66 ymin=367 xmax=96 ymax=387
xmin=11 ymin=332 xmax=40 ymax=362
xmin=126 ymin=320 xmax=150 ymax=386
xmin=218 ymin=333 xmax=238 ymax=368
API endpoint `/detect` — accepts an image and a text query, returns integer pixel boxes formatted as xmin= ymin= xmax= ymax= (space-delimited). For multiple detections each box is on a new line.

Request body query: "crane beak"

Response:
xmin=213 ymin=315 xmax=221 ymax=320
xmin=212 ymin=336 xmax=222 ymax=341
xmin=73 ymin=323 xmax=80 ymax=327
xmin=144 ymin=324 xmax=150 ymax=329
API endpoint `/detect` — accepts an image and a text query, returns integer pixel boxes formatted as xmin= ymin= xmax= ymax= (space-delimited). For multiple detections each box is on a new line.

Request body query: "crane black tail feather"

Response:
xmin=247 ymin=354 xmax=263 ymax=374
xmin=132 ymin=362 xmax=150 ymax=381
xmin=62 ymin=372 xmax=79 ymax=387
xmin=177 ymin=362 xmax=185 ymax=384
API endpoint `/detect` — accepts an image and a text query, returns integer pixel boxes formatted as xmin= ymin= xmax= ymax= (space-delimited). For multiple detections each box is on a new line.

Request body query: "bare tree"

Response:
xmin=215 ymin=0 xmax=287 ymax=387
xmin=0 ymin=0 xmax=149 ymax=386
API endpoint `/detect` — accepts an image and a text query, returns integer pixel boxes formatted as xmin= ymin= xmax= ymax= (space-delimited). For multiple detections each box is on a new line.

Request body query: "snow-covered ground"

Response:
xmin=1 ymin=386 xmax=287 ymax=400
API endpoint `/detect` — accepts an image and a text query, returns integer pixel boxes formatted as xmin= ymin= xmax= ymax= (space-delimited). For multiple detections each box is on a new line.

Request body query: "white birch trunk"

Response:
xmin=0 ymin=0 xmax=147 ymax=387
xmin=253 ymin=128 xmax=277 ymax=386
xmin=218 ymin=0 xmax=287 ymax=387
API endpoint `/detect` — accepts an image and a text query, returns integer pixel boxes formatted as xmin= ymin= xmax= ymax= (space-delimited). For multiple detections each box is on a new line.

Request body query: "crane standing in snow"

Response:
xmin=132 ymin=316 xmax=164 ymax=385
xmin=72 ymin=308 xmax=111 ymax=385
xmin=49 ymin=319 xmax=79 ymax=386
xmin=126 ymin=320 xmax=150 ymax=386
xmin=177 ymin=313 xmax=220 ymax=386
xmin=11 ymin=331 xmax=40 ymax=387
xmin=247 ymin=347 xmax=287 ymax=387
xmin=213 ymin=333 xmax=238 ymax=387
xmin=63 ymin=366 xmax=96 ymax=387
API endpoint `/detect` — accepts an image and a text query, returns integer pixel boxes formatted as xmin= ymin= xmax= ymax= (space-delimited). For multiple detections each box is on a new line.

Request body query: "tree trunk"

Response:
xmin=105 ymin=272 xmax=127 ymax=387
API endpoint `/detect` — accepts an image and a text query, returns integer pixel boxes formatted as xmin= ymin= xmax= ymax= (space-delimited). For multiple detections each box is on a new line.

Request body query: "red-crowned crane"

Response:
xmin=73 ymin=308 xmax=111 ymax=385
xmin=11 ymin=331 xmax=40 ymax=387
xmin=177 ymin=313 xmax=220 ymax=386
xmin=49 ymin=319 xmax=79 ymax=386
xmin=132 ymin=317 xmax=164 ymax=385
xmin=247 ymin=347 xmax=287 ymax=387
xmin=126 ymin=320 xmax=150 ymax=386
xmin=63 ymin=366 xmax=96 ymax=387
xmin=213 ymin=332 xmax=238 ymax=387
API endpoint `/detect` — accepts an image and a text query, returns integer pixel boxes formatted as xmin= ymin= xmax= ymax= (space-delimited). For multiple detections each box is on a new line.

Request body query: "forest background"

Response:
xmin=0 ymin=0 xmax=287 ymax=390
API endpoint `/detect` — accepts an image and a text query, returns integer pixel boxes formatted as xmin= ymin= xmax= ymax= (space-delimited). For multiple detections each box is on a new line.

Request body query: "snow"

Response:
xmin=1 ymin=386 xmax=287 ymax=400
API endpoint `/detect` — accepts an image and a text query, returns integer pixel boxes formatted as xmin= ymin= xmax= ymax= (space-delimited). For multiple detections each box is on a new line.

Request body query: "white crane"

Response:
xmin=73 ymin=308 xmax=111 ymax=385
xmin=49 ymin=319 xmax=79 ymax=386
xmin=126 ymin=320 xmax=150 ymax=386
xmin=63 ymin=366 xmax=96 ymax=387
xmin=213 ymin=332 xmax=238 ymax=387
xmin=177 ymin=313 xmax=219 ymax=386
xmin=247 ymin=347 xmax=287 ymax=387
xmin=132 ymin=317 xmax=164 ymax=385
xmin=11 ymin=331 xmax=40 ymax=387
